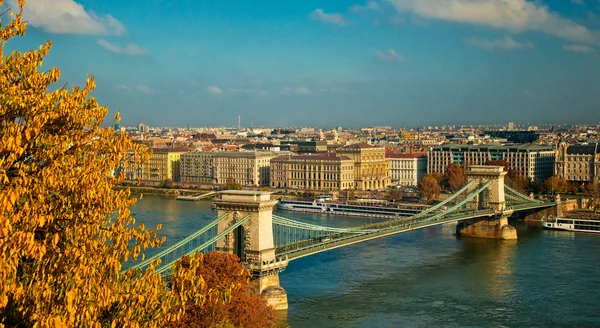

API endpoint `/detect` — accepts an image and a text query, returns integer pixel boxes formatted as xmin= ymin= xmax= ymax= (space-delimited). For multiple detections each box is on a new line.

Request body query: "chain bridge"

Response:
xmin=130 ymin=166 xmax=556 ymax=310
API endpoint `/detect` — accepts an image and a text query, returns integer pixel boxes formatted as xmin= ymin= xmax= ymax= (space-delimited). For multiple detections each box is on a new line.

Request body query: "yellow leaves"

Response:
xmin=66 ymin=290 xmax=76 ymax=313
xmin=1 ymin=1 xmax=212 ymax=327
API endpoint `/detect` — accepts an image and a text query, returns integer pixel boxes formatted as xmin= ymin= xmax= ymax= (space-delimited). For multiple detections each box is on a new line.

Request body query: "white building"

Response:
xmin=428 ymin=144 xmax=555 ymax=181
xmin=386 ymin=153 xmax=428 ymax=186
xmin=214 ymin=151 xmax=277 ymax=186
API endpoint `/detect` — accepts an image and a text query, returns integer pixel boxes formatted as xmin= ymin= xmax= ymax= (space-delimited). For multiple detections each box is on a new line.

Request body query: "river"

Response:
xmin=130 ymin=195 xmax=600 ymax=327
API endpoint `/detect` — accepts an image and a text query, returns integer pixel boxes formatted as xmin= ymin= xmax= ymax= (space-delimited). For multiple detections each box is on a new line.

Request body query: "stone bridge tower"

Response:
xmin=456 ymin=166 xmax=517 ymax=240
xmin=213 ymin=190 xmax=288 ymax=310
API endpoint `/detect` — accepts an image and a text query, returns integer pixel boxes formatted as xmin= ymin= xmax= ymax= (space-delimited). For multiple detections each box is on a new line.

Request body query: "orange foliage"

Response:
xmin=444 ymin=163 xmax=466 ymax=192
xmin=419 ymin=174 xmax=441 ymax=202
xmin=171 ymin=252 xmax=276 ymax=328
xmin=0 ymin=1 xmax=210 ymax=326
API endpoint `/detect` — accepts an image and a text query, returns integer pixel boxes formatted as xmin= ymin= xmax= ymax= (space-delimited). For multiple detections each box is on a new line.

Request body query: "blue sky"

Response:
xmin=3 ymin=0 xmax=600 ymax=128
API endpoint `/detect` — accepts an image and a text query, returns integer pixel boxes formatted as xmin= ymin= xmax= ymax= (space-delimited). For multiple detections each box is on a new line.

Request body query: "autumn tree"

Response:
xmin=586 ymin=182 xmax=600 ymax=214
xmin=419 ymin=174 xmax=441 ymax=202
xmin=543 ymin=176 xmax=569 ymax=194
xmin=443 ymin=163 xmax=466 ymax=192
xmin=171 ymin=252 xmax=276 ymax=328
xmin=221 ymin=176 xmax=243 ymax=190
xmin=0 ymin=2 xmax=212 ymax=326
xmin=484 ymin=159 xmax=528 ymax=192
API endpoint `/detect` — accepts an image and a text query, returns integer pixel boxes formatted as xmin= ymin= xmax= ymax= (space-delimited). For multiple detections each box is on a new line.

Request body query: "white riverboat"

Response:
xmin=277 ymin=198 xmax=428 ymax=219
xmin=542 ymin=216 xmax=600 ymax=233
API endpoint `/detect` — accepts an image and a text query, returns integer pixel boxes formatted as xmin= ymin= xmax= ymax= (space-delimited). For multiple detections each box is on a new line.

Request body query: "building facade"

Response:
xmin=180 ymin=150 xmax=216 ymax=184
xmin=428 ymin=144 xmax=555 ymax=181
xmin=555 ymin=142 xmax=600 ymax=184
xmin=140 ymin=148 xmax=189 ymax=183
xmin=335 ymin=143 xmax=390 ymax=190
xmin=386 ymin=153 xmax=427 ymax=186
xmin=270 ymin=154 xmax=354 ymax=191
xmin=213 ymin=151 xmax=277 ymax=186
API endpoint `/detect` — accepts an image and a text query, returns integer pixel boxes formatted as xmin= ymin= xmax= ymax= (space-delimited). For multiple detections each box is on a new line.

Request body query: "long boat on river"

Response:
xmin=276 ymin=197 xmax=430 ymax=219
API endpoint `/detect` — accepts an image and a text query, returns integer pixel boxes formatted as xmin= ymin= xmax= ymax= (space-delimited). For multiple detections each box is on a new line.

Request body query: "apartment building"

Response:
xmin=180 ymin=150 xmax=216 ymax=184
xmin=386 ymin=153 xmax=427 ymax=186
xmin=335 ymin=143 xmax=390 ymax=190
xmin=213 ymin=151 xmax=277 ymax=186
xmin=428 ymin=144 xmax=555 ymax=181
xmin=270 ymin=153 xmax=354 ymax=191
xmin=140 ymin=148 xmax=189 ymax=183
xmin=555 ymin=142 xmax=600 ymax=184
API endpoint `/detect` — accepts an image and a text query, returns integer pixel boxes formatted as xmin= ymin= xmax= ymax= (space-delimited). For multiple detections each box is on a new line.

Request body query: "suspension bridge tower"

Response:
xmin=213 ymin=190 xmax=289 ymax=310
xmin=456 ymin=165 xmax=517 ymax=240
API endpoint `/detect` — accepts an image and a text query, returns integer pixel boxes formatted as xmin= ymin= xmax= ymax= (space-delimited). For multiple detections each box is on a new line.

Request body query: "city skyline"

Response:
xmin=3 ymin=0 xmax=600 ymax=127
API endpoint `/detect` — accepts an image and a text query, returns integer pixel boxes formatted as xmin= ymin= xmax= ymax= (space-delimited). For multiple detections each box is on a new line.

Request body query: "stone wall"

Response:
xmin=113 ymin=185 xmax=181 ymax=197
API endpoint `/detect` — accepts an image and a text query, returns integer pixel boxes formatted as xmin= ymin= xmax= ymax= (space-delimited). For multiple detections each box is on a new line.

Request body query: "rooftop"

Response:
xmin=340 ymin=143 xmax=380 ymax=150
xmin=386 ymin=153 xmax=427 ymax=159
xmin=567 ymin=143 xmax=599 ymax=155
xmin=272 ymin=154 xmax=352 ymax=162
xmin=433 ymin=144 xmax=554 ymax=152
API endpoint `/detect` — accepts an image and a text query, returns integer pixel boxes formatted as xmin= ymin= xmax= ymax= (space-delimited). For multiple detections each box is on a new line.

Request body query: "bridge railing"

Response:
xmin=155 ymin=214 xmax=251 ymax=276
xmin=128 ymin=213 xmax=229 ymax=271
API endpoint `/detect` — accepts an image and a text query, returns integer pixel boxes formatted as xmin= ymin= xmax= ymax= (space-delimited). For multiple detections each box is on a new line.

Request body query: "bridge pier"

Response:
xmin=457 ymin=166 xmax=517 ymax=240
xmin=213 ymin=190 xmax=289 ymax=311
xmin=456 ymin=215 xmax=517 ymax=240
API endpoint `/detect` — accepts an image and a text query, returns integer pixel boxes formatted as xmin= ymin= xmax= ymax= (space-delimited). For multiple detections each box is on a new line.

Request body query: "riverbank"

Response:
xmin=113 ymin=185 xmax=213 ymax=197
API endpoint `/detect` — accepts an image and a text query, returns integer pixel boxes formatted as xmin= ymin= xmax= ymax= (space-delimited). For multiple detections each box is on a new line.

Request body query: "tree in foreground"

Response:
xmin=0 ymin=1 xmax=219 ymax=326
xmin=171 ymin=252 xmax=277 ymax=328
xmin=419 ymin=174 xmax=441 ymax=203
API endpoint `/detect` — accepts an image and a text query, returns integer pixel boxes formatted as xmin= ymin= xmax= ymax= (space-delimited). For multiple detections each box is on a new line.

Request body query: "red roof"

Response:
xmin=342 ymin=143 xmax=378 ymax=149
xmin=151 ymin=147 xmax=192 ymax=153
xmin=386 ymin=153 xmax=427 ymax=159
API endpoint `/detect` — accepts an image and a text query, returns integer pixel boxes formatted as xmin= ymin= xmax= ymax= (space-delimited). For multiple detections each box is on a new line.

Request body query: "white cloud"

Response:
xmin=523 ymin=89 xmax=537 ymax=98
xmin=97 ymin=39 xmax=148 ymax=56
xmin=207 ymin=86 xmax=223 ymax=94
xmin=465 ymin=36 xmax=534 ymax=51
xmin=386 ymin=0 xmax=600 ymax=45
xmin=135 ymin=85 xmax=155 ymax=95
xmin=294 ymin=87 xmax=311 ymax=95
xmin=281 ymin=86 xmax=312 ymax=95
xmin=230 ymin=88 xmax=268 ymax=96
xmin=563 ymin=44 xmax=597 ymax=54
xmin=570 ymin=0 xmax=584 ymax=5
xmin=375 ymin=49 xmax=406 ymax=62
xmin=8 ymin=0 xmax=125 ymax=35
xmin=310 ymin=9 xmax=346 ymax=25
xmin=350 ymin=1 xmax=380 ymax=13
xmin=115 ymin=85 xmax=131 ymax=92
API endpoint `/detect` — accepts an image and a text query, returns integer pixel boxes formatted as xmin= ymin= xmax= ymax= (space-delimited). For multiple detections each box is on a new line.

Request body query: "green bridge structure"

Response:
xmin=130 ymin=166 xmax=556 ymax=310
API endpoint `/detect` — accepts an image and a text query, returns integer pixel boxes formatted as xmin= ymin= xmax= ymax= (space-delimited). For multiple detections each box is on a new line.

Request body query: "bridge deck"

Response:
xmin=277 ymin=202 xmax=554 ymax=261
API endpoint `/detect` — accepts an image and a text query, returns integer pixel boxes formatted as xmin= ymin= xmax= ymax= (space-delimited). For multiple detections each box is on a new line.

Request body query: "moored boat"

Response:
xmin=276 ymin=198 xmax=428 ymax=219
xmin=542 ymin=216 xmax=600 ymax=233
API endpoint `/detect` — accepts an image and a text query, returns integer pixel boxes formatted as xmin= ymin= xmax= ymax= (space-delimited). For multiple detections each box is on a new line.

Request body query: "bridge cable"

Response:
xmin=130 ymin=213 xmax=229 ymax=270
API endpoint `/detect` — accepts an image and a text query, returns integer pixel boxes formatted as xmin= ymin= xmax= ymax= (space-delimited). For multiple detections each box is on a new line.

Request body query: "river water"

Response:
xmin=130 ymin=196 xmax=600 ymax=328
